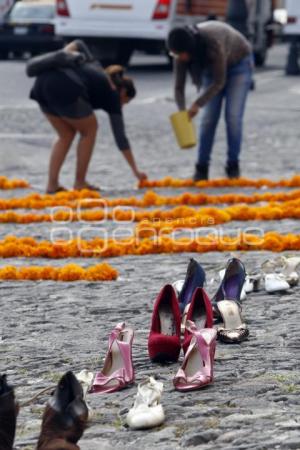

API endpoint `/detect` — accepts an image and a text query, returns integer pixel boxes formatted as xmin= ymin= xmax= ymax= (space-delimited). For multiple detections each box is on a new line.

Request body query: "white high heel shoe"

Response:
xmin=262 ymin=256 xmax=300 ymax=288
xmin=126 ymin=377 xmax=165 ymax=430
xmin=264 ymin=273 xmax=290 ymax=293
xmin=276 ymin=256 xmax=300 ymax=286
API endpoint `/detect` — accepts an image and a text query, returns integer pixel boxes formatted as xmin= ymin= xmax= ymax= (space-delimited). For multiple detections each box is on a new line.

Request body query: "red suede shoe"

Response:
xmin=148 ymin=284 xmax=181 ymax=363
xmin=182 ymin=287 xmax=214 ymax=354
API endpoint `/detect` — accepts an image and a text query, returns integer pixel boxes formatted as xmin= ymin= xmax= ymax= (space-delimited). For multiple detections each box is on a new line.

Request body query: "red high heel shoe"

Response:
xmin=182 ymin=287 xmax=214 ymax=354
xmin=148 ymin=284 xmax=181 ymax=363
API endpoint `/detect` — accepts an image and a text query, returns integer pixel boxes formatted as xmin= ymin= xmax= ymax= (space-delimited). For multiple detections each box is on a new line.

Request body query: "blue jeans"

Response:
xmin=197 ymin=55 xmax=253 ymax=165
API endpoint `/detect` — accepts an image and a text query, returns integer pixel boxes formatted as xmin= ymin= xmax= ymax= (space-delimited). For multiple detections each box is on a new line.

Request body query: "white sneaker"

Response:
xmin=264 ymin=273 xmax=290 ymax=293
xmin=126 ymin=377 xmax=165 ymax=430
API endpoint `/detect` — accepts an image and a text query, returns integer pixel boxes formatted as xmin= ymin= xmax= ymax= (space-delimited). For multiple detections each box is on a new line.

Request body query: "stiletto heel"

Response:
xmin=174 ymin=321 xmax=217 ymax=392
xmin=148 ymin=284 xmax=181 ymax=363
xmin=212 ymin=258 xmax=249 ymax=342
xmin=213 ymin=258 xmax=246 ymax=310
xmin=91 ymin=322 xmax=134 ymax=394
xmin=177 ymin=258 xmax=206 ymax=313
xmin=182 ymin=287 xmax=214 ymax=354
xmin=216 ymin=300 xmax=249 ymax=344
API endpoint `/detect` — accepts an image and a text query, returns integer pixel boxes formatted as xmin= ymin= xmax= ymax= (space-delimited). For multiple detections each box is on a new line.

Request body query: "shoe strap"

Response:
xmin=218 ymin=323 xmax=248 ymax=332
xmin=136 ymin=379 xmax=162 ymax=408
xmin=94 ymin=368 xmax=127 ymax=387
xmin=108 ymin=322 xmax=126 ymax=348
xmin=175 ymin=368 xmax=211 ymax=385
xmin=184 ymin=321 xmax=216 ymax=371
xmin=215 ymin=299 xmax=242 ymax=316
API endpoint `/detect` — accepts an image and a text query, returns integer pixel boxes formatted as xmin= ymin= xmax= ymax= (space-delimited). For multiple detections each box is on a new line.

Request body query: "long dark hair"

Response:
xmin=105 ymin=65 xmax=136 ymax=99
xmin=167 ymin=26 xmax=208 ymax=68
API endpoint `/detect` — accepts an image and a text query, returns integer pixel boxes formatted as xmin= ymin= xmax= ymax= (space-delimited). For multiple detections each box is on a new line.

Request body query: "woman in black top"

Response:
xmin=30 ymin=41 xmax=147 ymax=193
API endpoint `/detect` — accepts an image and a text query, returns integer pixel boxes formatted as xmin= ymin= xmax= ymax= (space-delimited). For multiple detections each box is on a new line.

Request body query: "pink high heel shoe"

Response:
xmin=173 ymin=321 xmax=217 ymax=392
xmin=91 ymin=322 xmax=134 ymax=394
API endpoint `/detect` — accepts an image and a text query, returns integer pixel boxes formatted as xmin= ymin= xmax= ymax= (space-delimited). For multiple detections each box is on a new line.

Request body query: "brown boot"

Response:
xmin=0 ymin=374 xmax=19 ymax=450
xmin=37 ymin=371 xmax=88 ymax=450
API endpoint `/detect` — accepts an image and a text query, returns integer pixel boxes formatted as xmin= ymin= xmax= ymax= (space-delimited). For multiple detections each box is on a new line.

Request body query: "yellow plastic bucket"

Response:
xmin=170 ymin=110 xmax=197 ymax=149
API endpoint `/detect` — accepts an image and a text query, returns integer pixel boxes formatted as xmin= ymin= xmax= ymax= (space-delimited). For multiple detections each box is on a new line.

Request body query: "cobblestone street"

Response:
xmin=0 ymin=45 xmax=300 ymax=449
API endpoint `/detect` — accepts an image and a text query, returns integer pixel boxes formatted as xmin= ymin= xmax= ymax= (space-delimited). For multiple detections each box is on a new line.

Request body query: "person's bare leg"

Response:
xmin=63 ymin=114 xmax=98 ymax=190
xmin=45 ymin=114 xmax=76 ymax=193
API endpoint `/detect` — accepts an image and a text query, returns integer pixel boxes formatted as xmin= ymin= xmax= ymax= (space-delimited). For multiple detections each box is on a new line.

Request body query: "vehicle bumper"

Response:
xmin=55 ymin=18 xmax=169 ymax=40
xmin=283 ymin=34 xmax=300 ymax=41
xmin=0 ymin=36 xmax=64 ymax=52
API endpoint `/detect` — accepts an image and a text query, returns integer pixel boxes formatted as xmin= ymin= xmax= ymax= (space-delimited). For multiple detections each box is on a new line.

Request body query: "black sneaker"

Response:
xmin=193 ymin=163 xmax=209 ymax=181
xmin=226 ymin=162 xmax=240 ymax=179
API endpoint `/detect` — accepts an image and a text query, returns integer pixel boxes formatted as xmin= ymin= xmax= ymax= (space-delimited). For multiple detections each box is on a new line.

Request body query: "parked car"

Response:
xmin=55 ymin=0 xmax=276 ymax=67
xmin=0 ymin=0 xmax=64 ymax=59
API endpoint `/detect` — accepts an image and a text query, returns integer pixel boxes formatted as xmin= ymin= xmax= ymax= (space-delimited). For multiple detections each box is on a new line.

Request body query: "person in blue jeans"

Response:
xmin=168 ymin=21 xmax=253 ymax=180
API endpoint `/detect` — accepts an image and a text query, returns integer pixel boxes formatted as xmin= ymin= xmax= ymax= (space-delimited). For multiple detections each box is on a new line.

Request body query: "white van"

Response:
xmin=284 ymin=0 xmax=300 ymax=40
xmin=55 ymin=0 xmax=274 ymax=66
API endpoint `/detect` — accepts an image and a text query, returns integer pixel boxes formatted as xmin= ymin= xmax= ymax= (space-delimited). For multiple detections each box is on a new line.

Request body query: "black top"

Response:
xmin=77 ymin=64 xmax=121 ymax=114
xmin=30 ymin=62 xmax=130 ymax=151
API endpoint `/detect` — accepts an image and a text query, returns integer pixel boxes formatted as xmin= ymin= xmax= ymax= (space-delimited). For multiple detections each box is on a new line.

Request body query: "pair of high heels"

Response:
xmin=0 ymin=372 xmax=88 ymax=450
xmin=89 ymin=258 xmax=248 ymax=395
xmin=148 ymin=283 xmax=216 ymax=391
xmin=174 ymin=257 xmax=249 ymax=344
xmin=89 ymin=291 xmax=215 ymax=394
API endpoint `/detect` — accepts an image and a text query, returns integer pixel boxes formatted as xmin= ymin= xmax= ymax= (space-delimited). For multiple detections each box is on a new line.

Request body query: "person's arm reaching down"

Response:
xmin=174 ymin=60 xmax=187 ymax=110
xmin=109 ymin=114 xmax=147 ymax=182
xmin=188 ymin=40 xmax=226 ymax=118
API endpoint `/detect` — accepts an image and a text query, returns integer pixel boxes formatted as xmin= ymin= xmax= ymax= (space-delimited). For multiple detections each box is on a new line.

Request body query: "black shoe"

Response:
xmin=0 ymin=374 xmax=18 ymax=450
xmin=226 ymin=162 xmax=240 ymax=179
xmin=194 ymin=163 xmax=209 ymax=181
